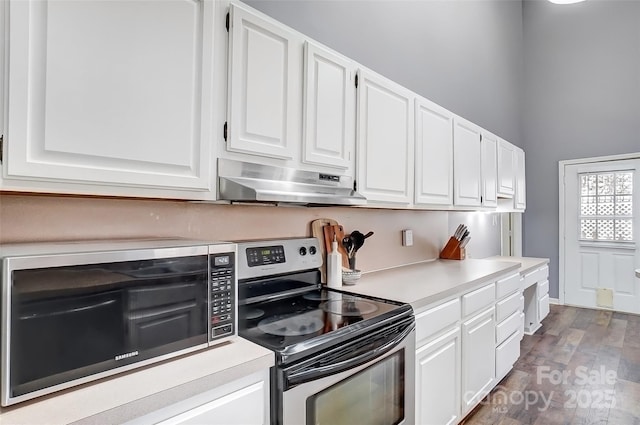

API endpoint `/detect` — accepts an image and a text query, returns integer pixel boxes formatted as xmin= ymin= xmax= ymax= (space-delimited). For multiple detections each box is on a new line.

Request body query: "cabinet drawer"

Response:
xmin=538 ymin=294 xmax=550 ymax=322
xmin=496 ymin=311 xmax=522 ymax=345
xmin=519 ymin=312 xmax=525 ymax=338
xmin=416 ymin=298 xmax=461 ymax=344
xmin=496 ymin=273 xmax=520 ymax=299
xmin=496 ymin=329 xmax=521 ymax=379
xmin=496 ymin=291 xmax=521 ymax=322
xmin=523 ymin=265 xmax=549 ymax=288
xmin=462 ymin=283 xmax=496 ymax=317
xmin=537 ymin=280 xmax=549 ymax=299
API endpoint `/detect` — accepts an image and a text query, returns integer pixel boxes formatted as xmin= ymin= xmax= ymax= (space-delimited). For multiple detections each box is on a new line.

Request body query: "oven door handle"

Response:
xmin=286 ymin=322 xmax=415 ymax=386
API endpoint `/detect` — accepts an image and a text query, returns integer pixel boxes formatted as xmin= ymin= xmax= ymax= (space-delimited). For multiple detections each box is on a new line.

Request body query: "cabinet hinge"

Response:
xmin=226 ymin=12 xmax=230 ymax=32
xmin=223 ymin=122 xmax=228 ymax=141
xmin=355 ymin=74 xmax=358 ymax=88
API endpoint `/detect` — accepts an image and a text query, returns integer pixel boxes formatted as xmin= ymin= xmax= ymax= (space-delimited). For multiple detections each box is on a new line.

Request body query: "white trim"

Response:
xmin=549 ymin=297 xmax=561 ymax=305
xmin=559 ymin=152 xmax=640 ymax=310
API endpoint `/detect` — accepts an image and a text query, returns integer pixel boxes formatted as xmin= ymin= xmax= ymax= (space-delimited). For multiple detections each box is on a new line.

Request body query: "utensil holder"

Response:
xmin=439 ymin=237 xmax=466 ymax=260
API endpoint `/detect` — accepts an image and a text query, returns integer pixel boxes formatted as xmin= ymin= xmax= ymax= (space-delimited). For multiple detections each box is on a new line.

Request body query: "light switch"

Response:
xmin=402 ymin=229 xmax=413 ymax=247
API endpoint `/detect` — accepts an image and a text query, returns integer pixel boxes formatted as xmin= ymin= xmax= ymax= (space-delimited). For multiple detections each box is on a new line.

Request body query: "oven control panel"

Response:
xmin=247 ymin=245 xmax=286 ymax=267
xmin=209 ymin=251 xmax=235 ymax=342
xmin=237 ymin=238 xmax=322 ymax=280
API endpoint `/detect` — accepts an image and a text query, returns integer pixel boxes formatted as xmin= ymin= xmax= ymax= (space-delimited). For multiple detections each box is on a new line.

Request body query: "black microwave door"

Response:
xmin=11 ymin=290 xmax=126 ymax=396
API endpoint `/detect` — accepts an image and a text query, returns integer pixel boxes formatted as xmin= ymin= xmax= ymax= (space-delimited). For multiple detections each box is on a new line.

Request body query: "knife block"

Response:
xmin=439 ymin=237 xmax=466 ymax=260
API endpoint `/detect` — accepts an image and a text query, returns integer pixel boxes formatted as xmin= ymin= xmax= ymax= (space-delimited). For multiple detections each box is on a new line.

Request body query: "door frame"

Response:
xmin=559 ymin=152 xmax=640 ymax=306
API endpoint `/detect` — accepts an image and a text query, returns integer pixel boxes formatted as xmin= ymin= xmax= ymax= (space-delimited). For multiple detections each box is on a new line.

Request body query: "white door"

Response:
xmin=563 ymin=159 xmax=640 ymax=314
xmin=461 ymin=307 xmax=495 ymax=414
xmin=414 ymin=96 xmax=453 ymax=206
xmin=453 ymin=116 xmax=482 ymax=207
xmin=415 ymin=327 xmax=461 ymax=425
xmin=227 ymin=3 xmax=301 ymax=161
xmin=514 ymin=147 xmax=526 ymax=210
xmin=356 ymin=69 xmax=414 ymax=205
xmin=497 ymin=139 xmax=515 ymax=197
xmin=481 ymin=131 xmax=498 ymax=207
xmin=5 ymin=0 xmax=214 ymax=191
xmin=302 ymin=41 xmax=355 ymax=172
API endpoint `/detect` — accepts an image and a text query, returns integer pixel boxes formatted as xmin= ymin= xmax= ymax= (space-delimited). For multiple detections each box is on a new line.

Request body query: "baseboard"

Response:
xmin=549 ymin=297 xmax=561 ymax=305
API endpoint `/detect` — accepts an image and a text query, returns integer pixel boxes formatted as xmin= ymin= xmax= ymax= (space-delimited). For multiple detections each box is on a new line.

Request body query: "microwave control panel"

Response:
xmin=210 ymin=252 xmax=235 ymax=341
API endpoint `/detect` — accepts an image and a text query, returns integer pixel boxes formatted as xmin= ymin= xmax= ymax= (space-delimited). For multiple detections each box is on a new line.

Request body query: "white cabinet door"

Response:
xmin=302 ymin=41 xmax=355 ymax=173
xmin=416 ymin=327 xmax=461 ymax=425
xmin=4 ymin=0 xmax=214 ymax=191
xmin=462 ymin=306 xmax=496 ymax=413
xmin=356 ymin=70 xmax=414 ymax=205
xmin=497 ymin=138 xmax=515 ymax=197
xmin=227 ymin=3 xmax=301 ymax=161
xmin=453 ymin=116 xmax=482 ymax=207
xmin=414 ymin=96 xmax=453 ymax=206
xmin=481 ymin=131 xmax=498 ymax=207
xmin=514 ymin=147 xmax=526 ymax=210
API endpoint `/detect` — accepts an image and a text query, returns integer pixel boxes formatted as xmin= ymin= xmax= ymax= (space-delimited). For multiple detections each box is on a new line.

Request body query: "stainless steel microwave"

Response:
xmin=0 ymin=239 xmax=237 ymax=406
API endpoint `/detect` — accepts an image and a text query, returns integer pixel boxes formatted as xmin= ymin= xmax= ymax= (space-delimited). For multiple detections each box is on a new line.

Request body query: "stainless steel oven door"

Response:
xmin=282 ymin=327 xmax=415 ymax=425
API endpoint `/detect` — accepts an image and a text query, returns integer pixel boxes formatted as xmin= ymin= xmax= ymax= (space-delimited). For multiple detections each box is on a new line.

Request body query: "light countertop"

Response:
xmin=0 ymin=338 xmax=274 ymax=425
xmin=341 ymin=258 xmax=521 ymax=310
xmin=487 ymin=256 xmax=549 ymax=275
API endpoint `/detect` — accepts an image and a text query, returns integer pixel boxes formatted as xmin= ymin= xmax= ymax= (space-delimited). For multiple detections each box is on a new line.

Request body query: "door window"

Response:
xmin=579 ymin=171 xmax=633 ymax=241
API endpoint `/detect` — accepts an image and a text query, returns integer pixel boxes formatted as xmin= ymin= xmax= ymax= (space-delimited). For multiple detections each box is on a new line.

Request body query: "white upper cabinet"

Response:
xmin=515 ymin=147 xmax=526 ymax=210
xmin=356 ymin=69 xmax=414 ymax=205
xmin=453 ymin=116 xmax=482 ymax=207
xmin=3 ymin=0 xmax=215 ymax=192
xmin=302 ymin=41 xmax=356 ymax=173
xmin=227 ymin=3 xmax=302 ymax=161
xmin=414 ymin=97 xmax=453 ymax=206
xmin=480 ymin=131 xmax=498 ymax=207
xmin=497 ymin=138 xmax=516 ymax=197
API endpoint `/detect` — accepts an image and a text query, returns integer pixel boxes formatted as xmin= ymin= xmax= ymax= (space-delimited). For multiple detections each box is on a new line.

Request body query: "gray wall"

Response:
xmin=244 ymin=0 xmax=524 ymax=145
xmin=522 ymin=0 xmax=640 ymax=298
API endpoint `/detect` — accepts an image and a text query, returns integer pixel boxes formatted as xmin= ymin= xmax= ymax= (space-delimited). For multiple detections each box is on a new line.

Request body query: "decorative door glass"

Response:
xmin=579 ymin=171 xmax=633 ymax=241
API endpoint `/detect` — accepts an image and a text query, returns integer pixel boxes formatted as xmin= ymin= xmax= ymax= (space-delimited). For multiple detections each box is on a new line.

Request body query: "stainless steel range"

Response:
xmin=236 ymin=237 xmax=415 ymax=425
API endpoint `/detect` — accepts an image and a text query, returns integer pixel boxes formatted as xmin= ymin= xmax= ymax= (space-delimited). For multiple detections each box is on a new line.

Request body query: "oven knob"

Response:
xmin=309 ymin=246 xmax=317 ymax=255
xmin=299 ymin=247 xmax=307 ymax=256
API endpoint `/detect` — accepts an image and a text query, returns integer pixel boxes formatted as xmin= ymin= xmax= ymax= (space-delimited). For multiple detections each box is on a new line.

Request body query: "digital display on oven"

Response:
xmin=246 ymin=245 xmax=286 ymax=267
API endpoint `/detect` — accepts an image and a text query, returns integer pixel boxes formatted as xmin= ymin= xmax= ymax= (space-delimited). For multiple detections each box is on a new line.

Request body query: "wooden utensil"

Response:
xmin=310 ymin=218 xmax=338 ymax=283
xmin=323 ymin=224 xmax=350 ymax=269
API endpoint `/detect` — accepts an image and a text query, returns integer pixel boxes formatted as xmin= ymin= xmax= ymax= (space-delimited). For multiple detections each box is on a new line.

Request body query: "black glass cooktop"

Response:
xmin=238 ymin=272 xmax=412 ymax=364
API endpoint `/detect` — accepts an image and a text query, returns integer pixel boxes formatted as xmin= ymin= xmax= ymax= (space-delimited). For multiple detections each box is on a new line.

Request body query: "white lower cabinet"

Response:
xmin=124 ymin=371 xmax=269 ymax=425
xmin=495 ymin=329 xmax=521 ymax=380
xmin=461 ymin=306 xmax=496 ymax=414
xmin=416 ymin=327 xmax=461 ymax=425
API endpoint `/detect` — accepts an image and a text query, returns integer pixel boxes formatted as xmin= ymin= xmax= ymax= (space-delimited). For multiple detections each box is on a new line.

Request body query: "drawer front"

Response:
xmin=463 ymin=283 xmax=496 ymax=317
xmin=497 ymin=311 xmax=522 ymax=344
xmin=519 ymin=312 xmax=525 ymax=338
xmin=519 ymin=295 xmax=525 ymax=312
xmin=496 ymin=291 xmax=521 ymax=322
xmin=538 ymin=280 xmax=549 ymax=299
xmin=496 ymin=273 xmax=521 ymax=299
xmin=496 ymin=329 xmax=521 ymax=379
xmin=415 ymin=298 xmax=461 ymax=344
xmin=523 ymin=265 xmax=549 ymax=288
xmin=538 ymin=294 xmax=550 ymax=322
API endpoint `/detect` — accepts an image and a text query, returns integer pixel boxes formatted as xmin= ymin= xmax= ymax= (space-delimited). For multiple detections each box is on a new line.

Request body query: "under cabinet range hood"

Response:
xmin=217 ymin=159 xmax=366 ymax=206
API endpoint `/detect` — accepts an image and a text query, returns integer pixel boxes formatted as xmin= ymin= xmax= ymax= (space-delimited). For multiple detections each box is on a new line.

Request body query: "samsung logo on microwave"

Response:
xmin=115 ymin=351 xmax=139 ymax=361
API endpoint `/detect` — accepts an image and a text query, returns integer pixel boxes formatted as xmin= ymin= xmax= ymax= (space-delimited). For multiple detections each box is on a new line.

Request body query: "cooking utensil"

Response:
xmin=454 ymin=224 xmax=464 ymax=239
xmin=460 ymin=229 xmax=470 ymax=242
xmin=350 ymin=230 xmax=374 ymax=254
xmin=460 ymin=237 xmax=471 ymax=249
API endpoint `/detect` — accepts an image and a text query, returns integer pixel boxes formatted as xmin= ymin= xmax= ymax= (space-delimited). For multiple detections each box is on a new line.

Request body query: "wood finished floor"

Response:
xmin=463 ymin=304 xmax=640 ymax=425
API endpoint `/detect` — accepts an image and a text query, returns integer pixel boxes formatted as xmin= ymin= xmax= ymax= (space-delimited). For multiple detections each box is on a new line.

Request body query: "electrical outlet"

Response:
xmin=402 ymin=229 xmax=413 ymax=247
